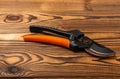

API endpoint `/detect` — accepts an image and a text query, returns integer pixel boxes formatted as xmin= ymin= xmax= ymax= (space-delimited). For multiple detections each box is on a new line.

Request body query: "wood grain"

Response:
xmin=0 ymin=0 xmax=119 ymax=78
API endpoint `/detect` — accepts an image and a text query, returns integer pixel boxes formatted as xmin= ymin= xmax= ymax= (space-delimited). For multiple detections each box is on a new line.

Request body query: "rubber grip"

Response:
xmin=23 ymin=35 xmax=70 ymax=48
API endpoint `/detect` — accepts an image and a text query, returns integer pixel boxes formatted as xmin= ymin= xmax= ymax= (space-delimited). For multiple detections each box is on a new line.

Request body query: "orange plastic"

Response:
xmin=23 ymin=34 xmax=70 ymax=48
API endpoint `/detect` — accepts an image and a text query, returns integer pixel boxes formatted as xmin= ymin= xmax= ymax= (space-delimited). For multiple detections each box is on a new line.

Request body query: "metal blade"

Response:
xmin=85 ymin=42 xmax=115 ymax=58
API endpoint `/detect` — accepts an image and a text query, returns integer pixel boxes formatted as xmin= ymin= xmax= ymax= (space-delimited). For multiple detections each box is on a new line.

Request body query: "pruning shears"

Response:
xmin=23 ymin=25 xmax=115 ymax=58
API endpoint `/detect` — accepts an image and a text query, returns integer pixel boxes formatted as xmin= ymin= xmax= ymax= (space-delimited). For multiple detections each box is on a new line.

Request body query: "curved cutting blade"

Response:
xmin=85 ymin=42 xmax=115 ymax=58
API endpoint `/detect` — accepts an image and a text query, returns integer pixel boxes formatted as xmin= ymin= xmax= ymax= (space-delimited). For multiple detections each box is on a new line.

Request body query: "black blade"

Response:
xmin=85 ymin=42 xmax=115 ymax=58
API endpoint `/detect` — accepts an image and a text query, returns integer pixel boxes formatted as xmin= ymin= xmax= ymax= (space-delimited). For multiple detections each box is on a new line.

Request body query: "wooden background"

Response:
xmin=0 ymin=0 xmax=119 ymax=78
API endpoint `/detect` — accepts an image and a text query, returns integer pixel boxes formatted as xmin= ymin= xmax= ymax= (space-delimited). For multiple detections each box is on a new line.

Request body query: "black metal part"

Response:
xmin=85 ymin=42 xmax=115 ymax=57
xmin=69 ymin=36 xmax=93 ymax=51
xmin=29 ymin=25 xmax=115 ymax=58
xmin=67 ymin=30 xmax=84 ymax=40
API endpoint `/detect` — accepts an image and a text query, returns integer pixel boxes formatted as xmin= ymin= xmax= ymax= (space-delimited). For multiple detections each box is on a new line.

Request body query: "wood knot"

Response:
xmin=5 ymin=14 xmax=23 ymax=23
xmin=53 ymin=16 xmax=63 ymax=19
xmin=84 ymin=0 xmax=93 ymax=11
xmin=7 ymin=66 xmax=22 ymax=74
xmin=28 ymin=14 xmax=37 ymax=22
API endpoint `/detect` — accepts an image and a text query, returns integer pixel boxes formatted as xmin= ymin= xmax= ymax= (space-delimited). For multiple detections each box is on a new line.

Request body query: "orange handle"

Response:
xmin=23 ymin=34 xmax=70 ymax=48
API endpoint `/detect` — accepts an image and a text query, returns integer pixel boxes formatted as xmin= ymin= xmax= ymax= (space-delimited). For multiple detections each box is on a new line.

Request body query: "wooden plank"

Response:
xmin=0 ymin=14 xmax=119 ymax=33
xmin=0 ymin=0 xmax=119 ymax=14
xmin=0 ymin=45 xmax=119 ymax=77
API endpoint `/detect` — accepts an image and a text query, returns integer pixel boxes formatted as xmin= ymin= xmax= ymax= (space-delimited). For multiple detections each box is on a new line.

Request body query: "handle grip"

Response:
xmin=23 ymin=34 xmax=70 ymax=48
xmin=30 ymin=25 xmax=71 ymax=38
